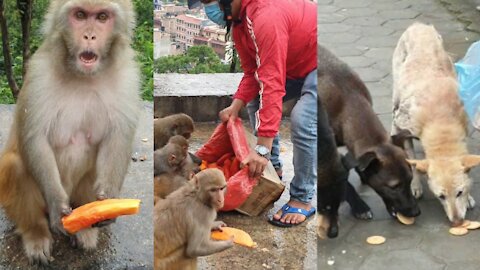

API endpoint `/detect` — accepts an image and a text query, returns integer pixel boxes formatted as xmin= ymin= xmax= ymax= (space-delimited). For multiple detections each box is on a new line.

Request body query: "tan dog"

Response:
xmin=391 ymin=22 xmax=480 ymax=225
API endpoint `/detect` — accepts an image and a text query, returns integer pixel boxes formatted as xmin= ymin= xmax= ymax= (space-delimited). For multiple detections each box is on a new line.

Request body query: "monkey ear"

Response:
xmin=192 ymin=175 xmax=200 ymax=189
xmin=168 ymin=154 xmax=176 ymax=163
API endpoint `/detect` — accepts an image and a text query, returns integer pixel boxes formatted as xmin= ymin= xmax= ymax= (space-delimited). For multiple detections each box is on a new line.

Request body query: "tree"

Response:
xmin=155 ymin=45 xmax=237 ymax=74
xmin=0 ymin=0 xmax=153 ymax=103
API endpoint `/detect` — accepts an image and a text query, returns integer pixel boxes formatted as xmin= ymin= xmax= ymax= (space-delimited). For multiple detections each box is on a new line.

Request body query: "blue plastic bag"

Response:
xmin=456 ymin=41 xmax=480 ymax=129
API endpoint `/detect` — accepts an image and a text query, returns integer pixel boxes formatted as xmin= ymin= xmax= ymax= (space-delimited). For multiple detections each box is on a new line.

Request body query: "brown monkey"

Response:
xmin=153 ymin=113 xmax=195 ymax=150
xmin=154 ymin=169 xmax=233 ymax=270
xmin=153 ymin=136 xmax=201 ymax=202
xmin=154 ymin=173 xmax=188 ymax=202
xmin=0 ymin=0 xmax=140 ymax=264
xmin=153 ymin=142 xmax=187 ymax=176
xmin=166 ymin=135 xmax=201 ymax=179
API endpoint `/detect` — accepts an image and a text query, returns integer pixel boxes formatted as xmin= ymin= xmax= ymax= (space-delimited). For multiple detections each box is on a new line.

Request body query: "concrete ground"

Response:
xmin=0 ymin=103 xmax=154 ymax=269
xmin=318 ymin=0 xmax=480 ymax=269
xmin=188 ymin=121 xmax=317 ymax=270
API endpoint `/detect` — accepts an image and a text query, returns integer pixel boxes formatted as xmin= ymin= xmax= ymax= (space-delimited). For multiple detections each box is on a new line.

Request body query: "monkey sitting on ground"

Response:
xmin=153 ymin=139 xmax=187 ymax=176
xmin=154 ymin=169 xmax=234 ymax=270
xmin=161 ymin=135 xmax=201 ymax=179
xmin=0 ymin=0 xmax=141 ymax=264
xmin=154 ymin=135 xmax=202 ymax=202
xmin=153 ymin=113 xmax=195 ymax=150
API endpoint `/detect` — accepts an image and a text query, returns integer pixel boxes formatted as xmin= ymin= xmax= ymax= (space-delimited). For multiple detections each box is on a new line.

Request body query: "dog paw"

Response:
xmin=410 ymin=179 xmax=423 ymax=199
xmin=468 ymin=195 xmax=476 ymax=209
xmin=353 ymin=210 xmax=373 ymax=220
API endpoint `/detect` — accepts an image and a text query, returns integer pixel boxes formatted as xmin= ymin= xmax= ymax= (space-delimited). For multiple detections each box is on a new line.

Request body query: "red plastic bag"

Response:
xmin=195 ymin=118 xmax=257 ymax=211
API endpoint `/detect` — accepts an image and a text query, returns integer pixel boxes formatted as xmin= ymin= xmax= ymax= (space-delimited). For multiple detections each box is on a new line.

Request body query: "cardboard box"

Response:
xmin=235 ymin=130 xmax=285 ymax=216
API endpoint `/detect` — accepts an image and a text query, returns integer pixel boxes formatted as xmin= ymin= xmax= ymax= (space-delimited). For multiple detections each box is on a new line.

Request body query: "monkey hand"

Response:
xmin=211 ymin=220 xmax=227 ymax=232
xmin=241 ymin=151 xmax=268 ymax=179
xmin=92 ymin=191 xmax=117 ymax=227
xmin=49 ymin=202 xmax=72 ymax=235
xmin=92 ymin=218 xmax=117 ymax=228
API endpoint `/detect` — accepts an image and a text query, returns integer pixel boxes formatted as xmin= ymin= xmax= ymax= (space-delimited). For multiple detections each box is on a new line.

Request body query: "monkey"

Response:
xmin=153 ymin=113 xmax=195 ymax=150
xmin=154 ymin=173 xmax=188 ymax=203
xmin=0 ymin=0 xmax=141 ymax=264
xmin=154 ymin=168 xmax=234 ymax=270
xmin=153 ymin=142 xmax=187 ymax=176
xmin=153 ymin=135 xmax=201 ymax=202
xmin=165 ymin=135 xmax=201 ymax=179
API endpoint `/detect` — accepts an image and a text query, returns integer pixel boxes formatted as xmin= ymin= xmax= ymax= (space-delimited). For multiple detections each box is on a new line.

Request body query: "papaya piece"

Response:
xmin=200 ymin=160 xmax=208 ymax=170
xmin=223 ymin=159 xmax=232 ymax=179
xmin=217 ymin=153 xmax=233 ymax=166
xmin=211 ymin=227 xmax=257 ymax=248
xmin=207 ymin=162 xmax=219 ymax=169
xmin=230 ymin=157 xmax=241 ymax=175
xmin=62 ymin=199 xmax=141 ymax=234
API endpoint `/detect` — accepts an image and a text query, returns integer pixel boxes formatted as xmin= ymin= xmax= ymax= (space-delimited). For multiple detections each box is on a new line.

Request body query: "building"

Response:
xmin=175 ymin=14 xmax=207 ymax=51
xmin=193 ymin=26 xmax=228 ymax=59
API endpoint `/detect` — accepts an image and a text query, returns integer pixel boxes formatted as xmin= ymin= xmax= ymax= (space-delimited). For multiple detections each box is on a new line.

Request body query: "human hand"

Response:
xmin=241 ymin=151 xmax=268 ymax=179
xmin=219 ymin=106 xmax=237 ymax=122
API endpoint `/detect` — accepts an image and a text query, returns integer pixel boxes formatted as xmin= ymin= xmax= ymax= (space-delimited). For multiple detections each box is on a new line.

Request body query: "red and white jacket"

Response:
xmin=232 ymin=0 xmax=317 ymax=138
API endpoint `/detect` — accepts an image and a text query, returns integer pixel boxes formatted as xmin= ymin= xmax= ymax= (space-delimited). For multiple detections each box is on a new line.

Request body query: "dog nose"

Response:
xmin=451 ymin=219 xmax=463 ymax=227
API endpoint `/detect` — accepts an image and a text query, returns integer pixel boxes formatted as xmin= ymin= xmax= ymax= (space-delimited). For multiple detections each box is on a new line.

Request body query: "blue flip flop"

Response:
xmin=268 ymin=204 xmax=316 ymax=228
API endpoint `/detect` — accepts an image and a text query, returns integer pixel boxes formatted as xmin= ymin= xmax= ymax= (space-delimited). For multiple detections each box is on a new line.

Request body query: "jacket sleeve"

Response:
xmin=233 ymin=32 xmax=260 ymax=104
xmin=234 ymin=13 xmax=288 ymax=138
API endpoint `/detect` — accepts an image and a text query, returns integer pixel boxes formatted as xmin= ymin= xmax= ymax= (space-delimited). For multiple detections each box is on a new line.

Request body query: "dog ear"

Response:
xmin=406 ymin=159 xmax=429 ymax=173
xmin=341 ymin=152 xmax=358 ymax=170
xmin=357 ymin=151 xmax=379 ymax=172
xmin=391 ymin=129 xmax=417 ymax=149
xmin=461 ymin=155 xmax=480 ymax=171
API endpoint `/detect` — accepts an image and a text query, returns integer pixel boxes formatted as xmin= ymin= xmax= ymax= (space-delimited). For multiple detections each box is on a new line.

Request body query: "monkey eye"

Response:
xmin=75 ymin=10 xmax=87 ymax=20
xmin=457 ymin=191 xmax=463 ymax=198
xmin=97 ymin=12 xmax=109 ymax=22
xmin=438 ymin=194 xmax=446 ymax=200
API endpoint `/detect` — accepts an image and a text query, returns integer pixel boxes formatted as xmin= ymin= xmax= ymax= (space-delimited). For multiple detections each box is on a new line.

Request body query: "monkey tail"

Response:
xmin=0 ymin=151 xmax=22 ymax=206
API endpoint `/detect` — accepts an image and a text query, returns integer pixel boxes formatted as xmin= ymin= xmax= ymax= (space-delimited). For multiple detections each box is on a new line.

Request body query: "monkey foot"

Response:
xmin=269 ymin=201 xmax=316 ymax=228
xmin=76 ymin=228 xmax=99 ymax=250
xmin=23 ymin=235 xmax=52 ymax=265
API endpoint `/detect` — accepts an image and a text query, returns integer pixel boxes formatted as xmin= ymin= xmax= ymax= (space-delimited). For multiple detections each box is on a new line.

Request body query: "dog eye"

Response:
xmin=456 ymin=191 xmax=463 ymax=198
xmin=438 ymin=194 xmax=446 ymax=200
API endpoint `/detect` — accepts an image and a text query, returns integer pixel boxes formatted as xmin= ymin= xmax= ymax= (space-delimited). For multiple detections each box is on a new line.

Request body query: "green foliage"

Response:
xmin=0 ymin=0 xmax=154 ymax=103
xmin=155 ymin=45 xmax=237 ymax=74
xmin=133 ymin=0 xmax=154 ymax=101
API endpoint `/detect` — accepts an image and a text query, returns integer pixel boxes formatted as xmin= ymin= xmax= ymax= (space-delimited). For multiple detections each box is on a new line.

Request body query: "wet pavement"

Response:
xmin=188 ymin=120 xmax=317 ymax=270
xmin=318 ymin=0 xmax=480 ymax=269
xmin=0 ymin=103 xmax=154 ymax=269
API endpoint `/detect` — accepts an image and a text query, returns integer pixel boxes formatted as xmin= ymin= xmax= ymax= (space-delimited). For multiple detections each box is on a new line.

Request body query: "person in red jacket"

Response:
xmin=189 ymin=0 xmax=317 ymax=227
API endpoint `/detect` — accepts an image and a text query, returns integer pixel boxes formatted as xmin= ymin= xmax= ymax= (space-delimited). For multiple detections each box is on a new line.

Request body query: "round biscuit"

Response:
xmin=466 ymin=221 xmax=480 ymax=230
xmin=366 ymin=235 xmax=386 ymax=245
xmin=397 ymin=213 xmax=415 ymax=225
xmin=449 ymin=227 xmax=469 ymax=236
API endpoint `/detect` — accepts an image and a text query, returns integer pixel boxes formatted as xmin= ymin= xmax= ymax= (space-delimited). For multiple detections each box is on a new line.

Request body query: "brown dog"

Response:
xmin=318 ymin=44 xmax=420 ymax=227
xmin=391 ymin=22 xmax=480 ymax=225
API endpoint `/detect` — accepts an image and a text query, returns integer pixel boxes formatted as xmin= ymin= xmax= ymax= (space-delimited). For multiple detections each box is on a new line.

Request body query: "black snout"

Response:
xmin=382 ymin=189 xmax=421 ymax=218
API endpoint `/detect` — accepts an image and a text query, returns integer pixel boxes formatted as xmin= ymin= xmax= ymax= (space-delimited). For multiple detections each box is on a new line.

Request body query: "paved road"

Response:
xmin=318 ymin=0 xmax=480 ymax=269
xmin=0 ymin=103 xmax=153 ymax=270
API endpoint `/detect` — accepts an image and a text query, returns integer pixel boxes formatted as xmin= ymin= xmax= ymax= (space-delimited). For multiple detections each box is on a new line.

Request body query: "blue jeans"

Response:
xmin=246 ymin=69 xmax=318 ymax=204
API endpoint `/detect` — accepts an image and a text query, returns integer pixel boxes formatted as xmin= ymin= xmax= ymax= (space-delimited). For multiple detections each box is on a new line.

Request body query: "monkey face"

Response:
xmin=210 ymin=186 xmax=227 ymax=210
xmin=66 ymin=6 xmax=117 ymax=75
